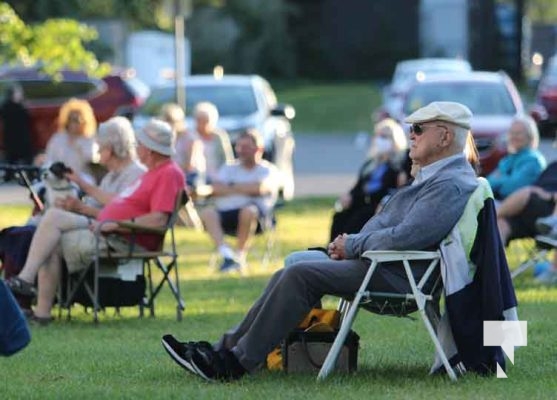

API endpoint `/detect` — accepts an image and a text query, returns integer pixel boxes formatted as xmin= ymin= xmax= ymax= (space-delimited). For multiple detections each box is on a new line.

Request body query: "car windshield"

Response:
xmin=0 ymin=79 xmax=100 ymax=103
xmin=393 ymin=62 xmax=470 ymax=86
xmin=403 ymin=81 xmax=517 ymax=116
xmin=139 ymin=84 xmax=258 ymax=117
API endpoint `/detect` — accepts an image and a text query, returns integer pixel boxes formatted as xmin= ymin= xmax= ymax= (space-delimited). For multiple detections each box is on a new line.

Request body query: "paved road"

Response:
xmin=1 ymin=133 xmax=556 ymax=203
xmin=294 ymin=133 xmax=557 ymax=198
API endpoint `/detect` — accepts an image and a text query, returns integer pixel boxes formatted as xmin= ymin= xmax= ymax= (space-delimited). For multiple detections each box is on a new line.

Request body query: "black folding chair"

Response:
xmin=62 ymin=190 xmax=188 ymax=322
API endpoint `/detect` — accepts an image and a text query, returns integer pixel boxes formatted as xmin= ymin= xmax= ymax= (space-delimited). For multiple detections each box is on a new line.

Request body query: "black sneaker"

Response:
xmin=188 ymin=346 xmax=246 ymax=382
xmin=161 ymin=334 xmax=213 ymax=375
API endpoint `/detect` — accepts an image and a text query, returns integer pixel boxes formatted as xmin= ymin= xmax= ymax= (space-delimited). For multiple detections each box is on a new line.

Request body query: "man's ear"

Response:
xmin=440 ymin=128 xmax=453 ymax=148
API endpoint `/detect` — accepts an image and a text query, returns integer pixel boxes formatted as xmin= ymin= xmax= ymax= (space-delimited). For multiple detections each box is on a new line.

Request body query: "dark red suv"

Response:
xmin=0 ymin=67 xmax=150 ymax=158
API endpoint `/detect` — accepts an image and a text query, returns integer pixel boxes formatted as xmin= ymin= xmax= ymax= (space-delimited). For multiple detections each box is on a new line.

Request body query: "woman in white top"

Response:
xmin=191 ymin=101 xmax=234 ymax=183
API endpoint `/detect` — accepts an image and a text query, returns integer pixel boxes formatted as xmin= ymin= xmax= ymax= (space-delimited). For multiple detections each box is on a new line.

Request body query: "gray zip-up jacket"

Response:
xmin=344 ymin=154 xmax=478 ymax=259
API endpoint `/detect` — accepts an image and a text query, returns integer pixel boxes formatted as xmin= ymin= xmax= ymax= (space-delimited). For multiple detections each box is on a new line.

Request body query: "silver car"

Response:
xmin=133 ymin=74 xmax=296 ymax=200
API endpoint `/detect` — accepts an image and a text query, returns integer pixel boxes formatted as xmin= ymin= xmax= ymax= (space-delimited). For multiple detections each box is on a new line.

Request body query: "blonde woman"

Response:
xmin=330 ymin=118 xmax=408 ymax=241
xmin=43 ymin=98 xmax=98 ymax=182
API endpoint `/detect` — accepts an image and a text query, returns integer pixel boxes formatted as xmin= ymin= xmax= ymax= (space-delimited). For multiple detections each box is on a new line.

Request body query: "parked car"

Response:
xmin=535 ymin=54 xmax=557 ymax=136
xmin=0 ymin=67 xmax=150 ymax=159
xmin=375 ymin=58 xmax=472 ymax=122
xmin=133 ymin=74 xmax=296 ymax=200
xmin=399 ymin=71 xmax=525 ymax=175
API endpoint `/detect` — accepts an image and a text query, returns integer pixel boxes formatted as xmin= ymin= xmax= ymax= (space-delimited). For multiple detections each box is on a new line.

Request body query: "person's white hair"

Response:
xmin=97 ymin=116 xmax=137 ymax=159
xmin=194 ymin=101 xmax=219 ymax=129
xmin=512 ymin=114 xmax=540 ymax=149
xmin=452 ymin=125 xmax=469 ymax=151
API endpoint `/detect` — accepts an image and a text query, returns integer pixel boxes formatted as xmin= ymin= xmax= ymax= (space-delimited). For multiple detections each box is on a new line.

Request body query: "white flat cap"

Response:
xmin=404 ymin=101 xmax=473 ymax=129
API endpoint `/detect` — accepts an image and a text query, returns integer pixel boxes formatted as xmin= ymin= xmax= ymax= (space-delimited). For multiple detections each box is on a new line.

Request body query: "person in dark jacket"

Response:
xmin=329 ymin=118 xmax=408 ymax=241
xmin=0 ymin=84 xmax=33 ymax=168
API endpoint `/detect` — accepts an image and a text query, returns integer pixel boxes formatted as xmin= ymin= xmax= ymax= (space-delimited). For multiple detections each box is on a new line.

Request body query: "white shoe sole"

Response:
xmin=161 ymin=338 xmax=215 ymax=382
xmin=161 ymin=339 xmax=197 ymax=375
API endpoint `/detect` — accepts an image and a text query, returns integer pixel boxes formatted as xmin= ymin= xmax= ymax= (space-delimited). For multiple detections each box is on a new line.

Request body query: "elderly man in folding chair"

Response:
xmin=161 ymin=102 xmax=511 ymax=382
xmin=6 ymin=118 xmax=184 ymax=324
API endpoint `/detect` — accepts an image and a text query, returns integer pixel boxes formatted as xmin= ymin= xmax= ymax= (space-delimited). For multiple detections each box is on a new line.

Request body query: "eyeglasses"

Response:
xmin=410 ymin=123 xmax=447 ymax=136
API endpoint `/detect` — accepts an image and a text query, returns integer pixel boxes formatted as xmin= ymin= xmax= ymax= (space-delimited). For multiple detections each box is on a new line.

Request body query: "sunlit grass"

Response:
xmin=275 ymin=82 xmax=381 ymax=133
xmin=1 ymin=200 xmax=556 ymax=398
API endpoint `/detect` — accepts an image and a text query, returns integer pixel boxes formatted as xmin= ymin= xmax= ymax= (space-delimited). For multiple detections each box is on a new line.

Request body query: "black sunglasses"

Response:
xmin=410 ymin=123 xmax=447 ymax=135
xmin=410 ymin=123 xmax=426 ymax=135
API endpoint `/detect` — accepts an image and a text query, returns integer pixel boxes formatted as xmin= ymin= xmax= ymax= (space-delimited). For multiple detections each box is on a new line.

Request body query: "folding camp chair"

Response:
xmin=62 ymin=190 xmax=188 ymax=323
xmin=510 ymin=237 xmax=552 ymax=279
xmin=318 ymin=178 xmax=499 ymax=382
xmin=208 ymin=204 xmax=280 ymax=271
xmin=507 ymin=161 xmax=557 ymax=279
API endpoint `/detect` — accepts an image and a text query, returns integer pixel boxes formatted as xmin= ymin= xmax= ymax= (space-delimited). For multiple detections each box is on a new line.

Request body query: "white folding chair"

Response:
xmin=318 ymin=178 xmax=496 ymax=382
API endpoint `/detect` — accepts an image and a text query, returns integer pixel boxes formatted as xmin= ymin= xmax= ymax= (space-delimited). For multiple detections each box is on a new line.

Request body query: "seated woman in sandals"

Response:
xmin=6 ymin=119 xmax=184 ymax=324
xmin=3 ymin=116 xmax=145 ymax=316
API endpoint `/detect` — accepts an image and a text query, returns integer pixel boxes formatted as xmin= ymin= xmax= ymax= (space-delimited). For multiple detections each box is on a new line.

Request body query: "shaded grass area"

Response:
xmin=274 ymin=81 xmax=382 ymax=133
xmin=1 ymin=199 xmax=556 ymax=399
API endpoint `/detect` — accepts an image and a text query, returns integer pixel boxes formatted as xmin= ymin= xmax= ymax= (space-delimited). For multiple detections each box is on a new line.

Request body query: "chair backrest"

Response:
xmin=156 ymin=189 xmax=188 ymax=252
xmin=439 ymin=177 xmax=493 ymax=295
xmin=167 ymin=190 xmax=189 ymax=229
xmin=535 ymin=160 xmax=557 ymax=191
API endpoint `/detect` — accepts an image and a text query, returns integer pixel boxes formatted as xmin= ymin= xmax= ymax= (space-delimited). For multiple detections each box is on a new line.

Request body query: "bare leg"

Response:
xmin=199 ymin=206 xmax=225 ymax=247
xmin=236 ymin=205 xmax=258 ymax=254
xmin=497 ymin=218 xmax=511 ymax=244
xmin=19 ymin=208 xmax=88 ymax=283
xmin=497 ymin=187 xmax=533 ymax=218
xmin=34 ymin=244 xmax=63 ymax=318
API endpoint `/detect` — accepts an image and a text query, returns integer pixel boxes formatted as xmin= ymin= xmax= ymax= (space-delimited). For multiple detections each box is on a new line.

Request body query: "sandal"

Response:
xmin=28 ymin=314 xmax=54 ymax=326
xmin=6 ymin=276 xmax=37 ymax=298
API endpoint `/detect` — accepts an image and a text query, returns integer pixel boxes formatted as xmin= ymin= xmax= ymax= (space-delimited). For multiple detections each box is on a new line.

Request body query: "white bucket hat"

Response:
xmin=136 ymin=118 xmax=175 ymax=156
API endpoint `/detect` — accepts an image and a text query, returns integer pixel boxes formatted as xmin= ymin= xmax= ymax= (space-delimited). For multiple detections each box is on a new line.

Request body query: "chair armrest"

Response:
xmin=361 ymin=250 xmax=440 ymax=263
xmin=94 ymin=219 xmax=166 ymax=237
xmin=115 ymin=220 xmax=166 ymax=235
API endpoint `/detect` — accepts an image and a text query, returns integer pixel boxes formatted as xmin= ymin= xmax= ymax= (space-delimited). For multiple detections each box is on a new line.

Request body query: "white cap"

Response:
xmin=404 ymin=101 xmax=473 ymax=129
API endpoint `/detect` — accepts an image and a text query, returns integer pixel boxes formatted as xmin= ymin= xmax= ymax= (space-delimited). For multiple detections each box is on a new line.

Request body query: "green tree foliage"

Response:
xmin=189 ymin=0 xmax=297 ymax=77
xmin=527 ymin=0 xmax=557 ymax=23
xmin=0 ymin=2 xmax=110 ymax=78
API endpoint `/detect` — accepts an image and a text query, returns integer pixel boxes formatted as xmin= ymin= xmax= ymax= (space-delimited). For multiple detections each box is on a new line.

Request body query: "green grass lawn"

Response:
xmin=1 ymin=200 xmax=556 ymax=399
xmin=274 ymin=81 xmax=382 ymax=134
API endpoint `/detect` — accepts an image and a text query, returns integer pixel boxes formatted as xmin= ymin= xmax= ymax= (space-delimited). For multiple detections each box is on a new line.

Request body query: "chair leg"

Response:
xmin=318 ymin=260 xmax=380 ymax=380
xmin=317 ymin=299 xmax=359 ymax=380
xmin=418 ymin=307 xmax=457 ymax=381
xmin=261 ymin=229 xmax=276 ymax=270
xmin=511 ymin=249 xmax=548 ymax=279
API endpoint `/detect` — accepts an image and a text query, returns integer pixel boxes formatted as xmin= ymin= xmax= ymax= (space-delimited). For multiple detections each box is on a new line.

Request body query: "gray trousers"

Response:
xmin=214 ymin=250 xmax=427 ymax=371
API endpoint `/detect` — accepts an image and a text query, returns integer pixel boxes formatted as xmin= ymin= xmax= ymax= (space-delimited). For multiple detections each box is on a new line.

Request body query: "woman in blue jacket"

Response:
xmin=487 ymin=115 xmax=546 ymax=200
